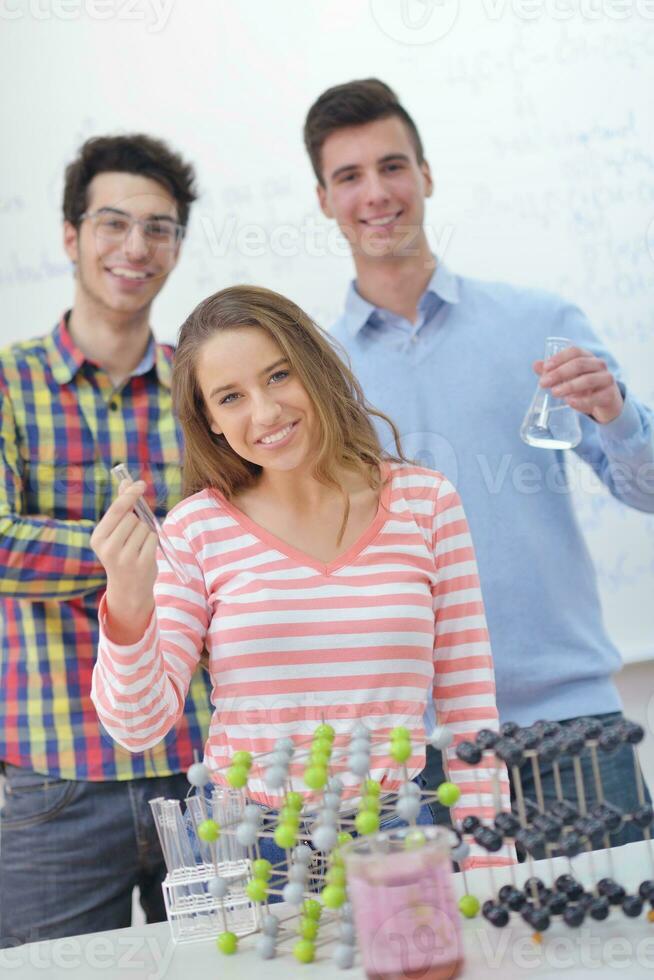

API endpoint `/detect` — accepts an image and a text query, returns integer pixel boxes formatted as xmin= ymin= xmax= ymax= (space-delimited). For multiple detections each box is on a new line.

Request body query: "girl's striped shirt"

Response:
xmin=92 ymin=463 xmax=511 ymax=866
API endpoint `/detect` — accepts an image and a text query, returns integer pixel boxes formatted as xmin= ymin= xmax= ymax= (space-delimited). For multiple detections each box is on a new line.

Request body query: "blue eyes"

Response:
xmin=218 ymin=370 xmax=289 ymax=405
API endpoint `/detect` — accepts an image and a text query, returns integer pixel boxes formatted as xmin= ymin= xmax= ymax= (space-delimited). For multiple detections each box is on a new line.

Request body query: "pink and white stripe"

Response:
xmin=92 ymin=463 xmax=511 ymax=867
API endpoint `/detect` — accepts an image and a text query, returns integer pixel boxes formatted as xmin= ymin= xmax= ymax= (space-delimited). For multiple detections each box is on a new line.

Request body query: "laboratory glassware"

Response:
xmin=110 ymin=463 xmax=192 ymax=584
xmin=520 ymin=336 xmax=582 ymax=449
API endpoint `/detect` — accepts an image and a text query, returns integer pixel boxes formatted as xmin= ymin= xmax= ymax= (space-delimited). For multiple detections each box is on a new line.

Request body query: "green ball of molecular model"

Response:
xmin=304 ymin=765 xmax=328 ymax=790
xmin=216 ymin=931 xmax=238 ymax=954
xmin=246 ymin=878 xmax=268 ymax=903
xmin=274 ymin=823 xmax=297 ymax=849
xmin=390 ymin=737 xmax=412 ymax=763
xmin=299 ymin=916 xmax=319 ymax=940
xmin=321 ymin=884 xmax=347 ymax=909
xmin=354 ymin=810 xmax=379 ymax=835
xmin=325 ymin=865 xmax=346 ymax=887
xmin=231 ymin=750 xmax=252 ymax=770
xmin=436 ymin=782 xmax=461 ymax=807
xmin=314 ymin=723 xmax=335 ymax=741
xmin=197 ymin=818 xmax=220 ymax=842
xmin=293 ymin=939 xmax=315 ymax=963
xmin=459 ymin=895 xmax=480 ymax=918
xmin=303 ymin=898 xmax=322 ymax=921
xmin=252 ymin=858 xmax=272 ymax=881
xmin=226 ymin=764 xmax=249 ymax=789
xmin=285 ymin=791 xmax=304 ymax=812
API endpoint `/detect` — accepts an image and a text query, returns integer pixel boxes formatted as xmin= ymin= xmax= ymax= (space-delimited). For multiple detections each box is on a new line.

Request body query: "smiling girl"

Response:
xmin=90 ymin=285 xmax=509 ymax=865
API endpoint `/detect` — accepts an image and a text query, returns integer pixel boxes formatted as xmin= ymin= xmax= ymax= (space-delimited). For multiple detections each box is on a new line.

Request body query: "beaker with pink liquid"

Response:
xmin=344 ymin=826 xmax=463 ymax=980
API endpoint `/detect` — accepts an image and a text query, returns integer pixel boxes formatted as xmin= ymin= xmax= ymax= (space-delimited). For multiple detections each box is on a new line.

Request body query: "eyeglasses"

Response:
xmin=80 ymin=209 xmax=184 ymax=250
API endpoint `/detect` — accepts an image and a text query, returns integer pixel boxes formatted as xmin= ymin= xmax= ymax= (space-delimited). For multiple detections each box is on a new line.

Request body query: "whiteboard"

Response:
xmin=1 ymin=1 xmax=653 ymax=663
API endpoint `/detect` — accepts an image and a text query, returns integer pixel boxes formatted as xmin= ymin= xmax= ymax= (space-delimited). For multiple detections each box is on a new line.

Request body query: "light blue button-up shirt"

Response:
xmin=331 ymin=263 xmax=654 ymax=725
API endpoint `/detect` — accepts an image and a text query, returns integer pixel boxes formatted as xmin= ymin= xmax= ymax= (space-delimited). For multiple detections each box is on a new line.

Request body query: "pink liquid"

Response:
xmin=366 ymin=961 xmax=463 ymax=980
xmin=348 ymin=853 xmax=463 ymax=980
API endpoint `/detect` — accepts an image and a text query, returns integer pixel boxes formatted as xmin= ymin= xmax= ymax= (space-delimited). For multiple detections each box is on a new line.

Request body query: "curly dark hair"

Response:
xmin=63 ymin=133 xmax=197 ymax=228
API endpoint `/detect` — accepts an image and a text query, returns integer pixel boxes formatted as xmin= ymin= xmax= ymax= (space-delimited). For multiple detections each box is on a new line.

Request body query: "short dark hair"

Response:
xmin=304 ymin=78 xmax=425 ymax=185
xmin=63 ymin=133 xmax=198 ymax=229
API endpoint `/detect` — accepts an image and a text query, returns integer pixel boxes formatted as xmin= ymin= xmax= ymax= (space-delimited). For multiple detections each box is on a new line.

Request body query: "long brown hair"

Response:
xmin=172 ymin=285 xmax=409 ymax=542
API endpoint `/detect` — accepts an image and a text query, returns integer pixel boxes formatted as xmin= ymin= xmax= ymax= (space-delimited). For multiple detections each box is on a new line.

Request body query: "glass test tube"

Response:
xmin=110 ymin=463 xmax=191 ymax=585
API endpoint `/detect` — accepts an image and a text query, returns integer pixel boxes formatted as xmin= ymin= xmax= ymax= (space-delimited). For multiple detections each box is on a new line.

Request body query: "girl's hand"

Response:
xmin=91 ymin=481 xmax=157 ymax=644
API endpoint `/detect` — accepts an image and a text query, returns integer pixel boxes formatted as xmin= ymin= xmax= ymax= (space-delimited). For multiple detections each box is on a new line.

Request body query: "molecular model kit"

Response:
xmin=149 ymin=717 xmax=654 ymax=971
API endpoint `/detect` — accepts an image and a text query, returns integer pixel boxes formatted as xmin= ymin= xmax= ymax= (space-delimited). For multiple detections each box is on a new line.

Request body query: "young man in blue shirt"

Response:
xmin=303 ymin=78 xmax=654 ymax=844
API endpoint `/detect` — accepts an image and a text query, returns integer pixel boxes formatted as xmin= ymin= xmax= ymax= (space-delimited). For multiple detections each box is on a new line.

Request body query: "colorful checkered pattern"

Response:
xmin=0 ymin=316 xmax=212 ymax=780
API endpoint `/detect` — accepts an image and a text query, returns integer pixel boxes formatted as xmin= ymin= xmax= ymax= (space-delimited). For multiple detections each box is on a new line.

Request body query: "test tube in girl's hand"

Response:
xmin=110 ymin=463 xmax=192 ymax=585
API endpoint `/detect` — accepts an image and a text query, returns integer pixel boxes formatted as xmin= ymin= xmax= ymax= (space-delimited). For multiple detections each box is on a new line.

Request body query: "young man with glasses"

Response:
xmin=303 ymin=79 xmax=654 ymax=845
xmin=0 ymin=135 xmax=212 ymax=945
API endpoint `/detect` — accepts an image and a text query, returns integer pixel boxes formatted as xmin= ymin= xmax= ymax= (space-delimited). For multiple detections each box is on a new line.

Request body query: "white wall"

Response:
xmin=1 ymin=1 xmax=653 ymax=666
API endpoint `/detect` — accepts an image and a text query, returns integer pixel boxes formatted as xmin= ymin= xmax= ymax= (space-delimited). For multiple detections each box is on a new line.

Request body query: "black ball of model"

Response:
xmin=537 ymin=737 xmax=561 ymax=763
xmin=571 ymin=717 xmax=603 ymax=740
xmin=523 ymin=876 xmax=547 ymax=896
xmin=494 ymin=811 xmax=521 ymax=836
xmin=532 ymin=812 xmax=563 ymax=843
xmin=631 ymin=804 xmax=653 ymax=830
xmin=483 ymin=903 xmax=509 ymax=927
xmin=499 ymin=885 xmax=526 ymax=911
xmin=560 ymin=831 xmax=584 ymax=858
xmin=473 ymin=826 xmax=504 ymax=852
xmin=622 ymin=896 xmax=643 ymax=918
xmin=574 ymin=816 xmax=605 ymax=846
xmin=598 ymin=727 xmax=622 ymax=754
xmin=516 ymin=828 xmax=546 ymax=856
xmin=455 ymin=740 xmax=483 ymax=765
xmin=549 ymin=799 xmax=579 ymax=824
xmin=598 ymin=878 xmax=626 ymax=905
xmin=494 ymin=738 xmax=524 ymax=767
xmin=563 ymin=905 xmax=585 ymax=927
xmin=500 ymin=721 xmax=520 ymax=738
xmin=639 ymin=880 xmax=654 ymax=901
xmin=589 ymin=897 xmax=610 ymax=921
xmin=558 ymin=731 xmax=585 ymax=756
xmin=590 ymin=801 xmax=622 ymax=833
xmin=475 ymin=728 xmax=500 ymax=750
xmin=522 ymin=906 xmax=551 ymax=932
xmin=515 ymin=728 xmax=541 ymax=750
xmin=547 ymin=892 xmax=568 ymax=915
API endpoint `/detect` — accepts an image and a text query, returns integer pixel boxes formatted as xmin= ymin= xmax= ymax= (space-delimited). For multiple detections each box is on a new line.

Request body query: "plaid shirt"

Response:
xmin=0 ymin=316 xmax=212 ymax=780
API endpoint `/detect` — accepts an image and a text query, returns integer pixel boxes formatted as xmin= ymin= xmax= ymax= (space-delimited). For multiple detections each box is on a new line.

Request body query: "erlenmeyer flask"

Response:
xmin=520 ymin=337 xmax=582 ymax=449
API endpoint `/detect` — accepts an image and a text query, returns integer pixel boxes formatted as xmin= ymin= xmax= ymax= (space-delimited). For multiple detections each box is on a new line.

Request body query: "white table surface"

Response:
xmin=4 ymin=841 xmax=654 ymax=980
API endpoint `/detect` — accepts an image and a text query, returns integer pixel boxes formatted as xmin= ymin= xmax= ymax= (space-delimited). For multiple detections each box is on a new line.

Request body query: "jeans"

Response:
xmin=0 ymin=762 xmax=190 ymax=947
xmin=420 ymin=711 xmax=653 ymax=858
